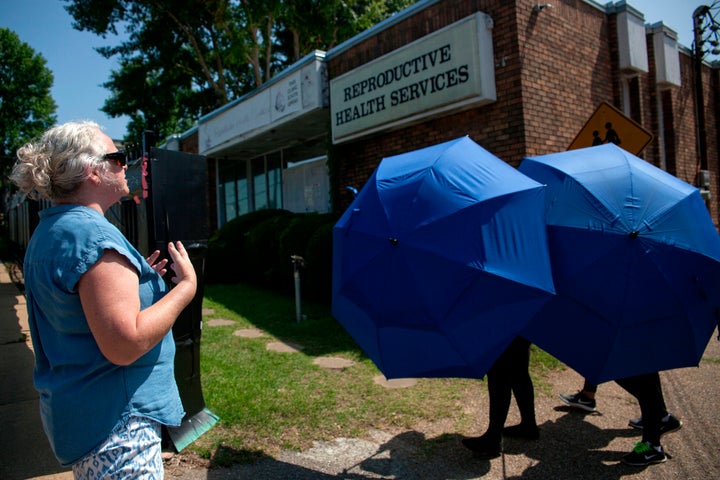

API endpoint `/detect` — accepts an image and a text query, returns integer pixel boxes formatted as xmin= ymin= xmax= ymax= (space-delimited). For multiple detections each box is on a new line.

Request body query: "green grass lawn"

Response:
xmin=191 ymin=283 xmax=562 ymax=467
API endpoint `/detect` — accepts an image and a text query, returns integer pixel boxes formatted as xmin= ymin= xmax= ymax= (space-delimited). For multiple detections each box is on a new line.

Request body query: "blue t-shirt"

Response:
xmin=23 ymin=205 xmax=184 ymax=466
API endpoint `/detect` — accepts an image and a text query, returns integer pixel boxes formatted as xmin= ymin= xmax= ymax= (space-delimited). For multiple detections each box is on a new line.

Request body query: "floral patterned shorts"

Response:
xmin=72 ymin=416 xmax=163 ymax=479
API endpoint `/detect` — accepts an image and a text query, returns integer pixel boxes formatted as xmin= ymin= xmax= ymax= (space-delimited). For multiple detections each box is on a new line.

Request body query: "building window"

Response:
xmin=252 ymin=156 xmax=267 ymax=210
xmin=237 ymin=174 xmax=249 ymax=215
xmin=267 ymin=151 xmax=282 ymax=209
xmin=628 ymin=76 xmax=642 ymax=122
xmin=220 ymin=180 xmax=235 ymax=221
xmin=282 ymin=136 xmax=330 ymax=214
xmin=620 ymin=75 xmax=642 ymax=122
xmin=250 ymin=151 xmax=283 ymax=211
xmin=218 ymin=159 xmax=249 ymax=225
xmin=660 ymin=89 xmax=676 ymax=174
xmin=216 ymin=135 xmax=328 ymax=226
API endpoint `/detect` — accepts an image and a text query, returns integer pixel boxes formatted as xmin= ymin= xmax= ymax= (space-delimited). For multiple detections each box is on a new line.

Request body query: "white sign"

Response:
xmin=270 ymin=73 xmax=302 ymax=122
xmin=199 ymin=54 xmax=327 ymax=156
xmin=200 ymin=93 xmax=270 ymax=154
xmin=330 ymin=13 xmax=496 ymax=144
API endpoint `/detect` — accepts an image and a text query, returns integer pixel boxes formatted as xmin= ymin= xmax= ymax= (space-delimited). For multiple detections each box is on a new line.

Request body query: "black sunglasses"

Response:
xmin=103 ymin=150 xmax=127 ymax=167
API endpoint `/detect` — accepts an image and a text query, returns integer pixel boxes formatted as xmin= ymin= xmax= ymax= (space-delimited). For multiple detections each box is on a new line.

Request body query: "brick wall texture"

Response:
xmin=327 ymin=0 xmax=720 ymax=221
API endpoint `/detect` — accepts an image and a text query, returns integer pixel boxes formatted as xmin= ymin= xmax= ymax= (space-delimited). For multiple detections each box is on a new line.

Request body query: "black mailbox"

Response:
xmin=109 ymin=145 xmax=218 ymax=452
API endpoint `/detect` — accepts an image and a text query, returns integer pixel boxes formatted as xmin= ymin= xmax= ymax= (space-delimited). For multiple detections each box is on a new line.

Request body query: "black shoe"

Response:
xmin=461 ymin=434 xmax=502 ymax=459
xmin=559 ymin=391 xmax=596 ymax=412
xmin=628 ymin=414 xmax=682 ymax=437
xmin=621 ymin=441 xmax=669 ymax=466
xmin=503 ymin=423 xmax=540 ymax=440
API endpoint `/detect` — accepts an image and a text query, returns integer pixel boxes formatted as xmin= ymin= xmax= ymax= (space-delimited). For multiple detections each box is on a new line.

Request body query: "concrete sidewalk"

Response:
xmin=164 ymin=343 xmax=720 ymax=480
xmin=0 ymin=264 xmax=72 ymax=480
xmin=1 ymin=259 xmax=719 ymax=479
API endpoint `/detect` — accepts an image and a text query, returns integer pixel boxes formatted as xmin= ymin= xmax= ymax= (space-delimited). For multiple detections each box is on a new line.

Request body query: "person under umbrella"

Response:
xmin=559 ymin=379 xmax=682 ymax=436
xmin=461 ymin=337 xmax=539 ymax=459
xmin=614 ymin=373 xmax=676 ymax=465
xmin=333 ymin=136 xmax=556 ymax=461
xmin=332 ymin=136 xmax=555 ymax=380
xmin=519 ymin=143 xmax=720 ymax=466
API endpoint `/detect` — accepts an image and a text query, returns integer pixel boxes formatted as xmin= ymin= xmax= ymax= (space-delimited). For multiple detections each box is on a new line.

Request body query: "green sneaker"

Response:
xmin=621 ymin=441 xmax=668 ymax=466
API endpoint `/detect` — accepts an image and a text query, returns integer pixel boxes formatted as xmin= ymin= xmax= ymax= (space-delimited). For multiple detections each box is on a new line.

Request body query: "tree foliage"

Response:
xmin=64 ymin=0 xmax=414 ymax=141
xmin=0 ymin=28 xmax=57 ymax=180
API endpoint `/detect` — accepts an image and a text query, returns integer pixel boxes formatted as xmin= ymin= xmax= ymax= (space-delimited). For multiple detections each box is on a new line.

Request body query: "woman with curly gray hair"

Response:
xmin=11 ymin=121 xmax=197 ymax=479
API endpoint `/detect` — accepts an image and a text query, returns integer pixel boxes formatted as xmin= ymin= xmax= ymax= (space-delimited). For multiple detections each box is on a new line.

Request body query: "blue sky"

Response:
xmin=0 ymin=0 xmax=711 ymax=141
xmin=2 ymin=0 xmax=130 ymax=139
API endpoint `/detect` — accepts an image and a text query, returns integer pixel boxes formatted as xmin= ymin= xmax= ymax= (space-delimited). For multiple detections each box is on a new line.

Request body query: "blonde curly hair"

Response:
xmin=10 ymin=121 xmax=115 ymax=201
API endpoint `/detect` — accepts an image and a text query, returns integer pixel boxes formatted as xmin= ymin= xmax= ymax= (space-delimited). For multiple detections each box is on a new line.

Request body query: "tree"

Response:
xmin=64 ymin=0 xmax=413 ymax=141
xmin=0 ymin=28 xmax=57 ymax=181
xmin=277 ymin=0 xmax=414 ymax=58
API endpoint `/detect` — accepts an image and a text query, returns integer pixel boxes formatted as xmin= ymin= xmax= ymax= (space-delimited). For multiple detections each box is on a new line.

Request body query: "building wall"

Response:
xmin=327 ymin=0 xmax=720 ymax=224
xmin=179 ymin=132 xmax=199 ymax=154
xmin=701 ymin=65 xmax=720 ymax=220
xmin=644 ymin=48 xmax=719 ymax=220
xmin=328 ymin=0 xmax=618 ymax=209
xmin=518 ymin=0 xmax=613 ymax=157
xmin=329 ymin=1 xmax=521 ymax=202
xmin=175 ymin=0 xmax=718 ymax=228
xmin=658 ymin=49 xmax=697 ymax=175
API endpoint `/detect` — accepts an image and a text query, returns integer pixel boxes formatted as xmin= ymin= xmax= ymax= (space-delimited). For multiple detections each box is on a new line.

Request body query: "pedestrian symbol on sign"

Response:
xmin=568 ymin=102 xmax=652 ymax=155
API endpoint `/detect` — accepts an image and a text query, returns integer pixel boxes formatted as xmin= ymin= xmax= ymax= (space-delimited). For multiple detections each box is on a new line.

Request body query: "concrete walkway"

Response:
xmin=0 ymin=264 xmax=72 ymax=479
xmin=163 ymin=339 xmax=720 ymax=480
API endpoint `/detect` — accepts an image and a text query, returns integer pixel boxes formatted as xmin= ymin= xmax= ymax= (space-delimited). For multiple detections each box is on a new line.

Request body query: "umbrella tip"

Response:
xmin=629 ymin=231 xmax=640 ymax=238
xmin=388 ymin=237 xmax=399 ymax=246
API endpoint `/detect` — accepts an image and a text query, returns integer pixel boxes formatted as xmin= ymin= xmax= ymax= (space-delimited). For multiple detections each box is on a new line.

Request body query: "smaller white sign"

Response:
xmin=270 ymin=73 xmax=302 ymax=122
xmin=199 ymin=54 xmax=327 ymax=156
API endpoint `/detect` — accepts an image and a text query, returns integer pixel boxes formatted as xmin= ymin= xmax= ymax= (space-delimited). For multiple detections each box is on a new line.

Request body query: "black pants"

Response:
xmin=582 ymin=379 xmax=598 ymax=394
xmin=615 ymin=372 xmax=668 ymax=446
xmin=485 ymin=337 xmax=536 ymax=442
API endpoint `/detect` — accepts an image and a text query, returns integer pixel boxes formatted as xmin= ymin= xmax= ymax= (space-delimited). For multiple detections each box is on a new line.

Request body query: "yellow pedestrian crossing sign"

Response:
xmin=568 ymin=102 xmax=653 ymax=155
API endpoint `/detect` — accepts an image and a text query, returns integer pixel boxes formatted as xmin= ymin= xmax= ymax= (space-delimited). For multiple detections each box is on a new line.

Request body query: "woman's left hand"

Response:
xmin=146 ymin=250 xmax=168 ymax=277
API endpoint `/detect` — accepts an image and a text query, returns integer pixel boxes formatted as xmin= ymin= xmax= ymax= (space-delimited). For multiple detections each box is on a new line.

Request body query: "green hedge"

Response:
xmin=206 ymin=210 xmax=339 ymax=303
xmin=303 ymin=221 xmax=335 ymax=302
xmin=205 ymin=209 xmax=292 ymax=284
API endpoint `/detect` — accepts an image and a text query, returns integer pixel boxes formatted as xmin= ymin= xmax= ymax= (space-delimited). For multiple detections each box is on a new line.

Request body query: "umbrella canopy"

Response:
xmin=332 ymin=136 xmax=555 ymax=379
xmin=519 ymin=143 xmax=720 ymax=384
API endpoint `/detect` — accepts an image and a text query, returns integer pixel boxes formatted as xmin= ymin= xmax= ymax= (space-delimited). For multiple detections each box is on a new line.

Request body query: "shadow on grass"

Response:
xmin=203 ymin=283 xmax=365 ymax=359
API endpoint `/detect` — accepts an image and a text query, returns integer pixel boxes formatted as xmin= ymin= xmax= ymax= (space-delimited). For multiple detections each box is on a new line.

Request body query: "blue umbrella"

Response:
xmin=519 ymin=143 xmax=720 ymax=384
xmin=332 ymin=136 xmax=555 ymax=379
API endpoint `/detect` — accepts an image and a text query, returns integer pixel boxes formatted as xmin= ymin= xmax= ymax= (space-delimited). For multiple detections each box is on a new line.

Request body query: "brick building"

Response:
xmin=182 ymin=0 xmax=719 ymax=229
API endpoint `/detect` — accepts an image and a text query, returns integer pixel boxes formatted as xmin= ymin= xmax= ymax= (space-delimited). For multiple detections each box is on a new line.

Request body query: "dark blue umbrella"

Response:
xmin=332 ymin=136 xmax=555 ymax=379
xmin=519 ymin=143 xmax=720 ymax=384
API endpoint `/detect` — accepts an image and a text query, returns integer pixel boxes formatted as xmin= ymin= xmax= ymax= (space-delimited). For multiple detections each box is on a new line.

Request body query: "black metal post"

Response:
xmin=694 ymin=6 xmax=710 ymax=173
